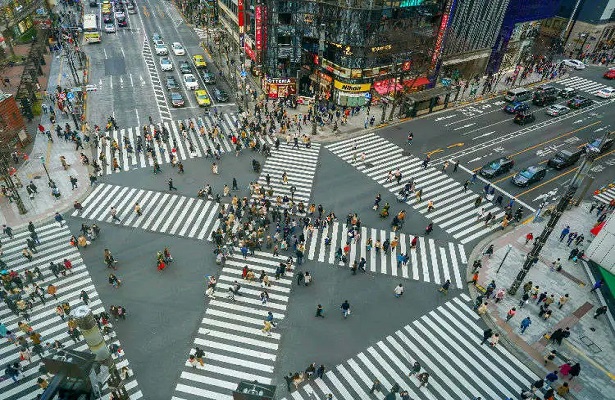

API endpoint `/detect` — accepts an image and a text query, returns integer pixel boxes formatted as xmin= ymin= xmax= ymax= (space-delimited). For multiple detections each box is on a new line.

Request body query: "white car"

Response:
xmin=172 ymin=42 xmax=185 ymax=56
xmin=596 ymin=87 xmax=615 ymax=98
xmin=545 ymin=104 xmax=570 ymax=117
xmin=114 ymin=10 xmax=125 ymax=19
xmin=562 ymin=59 xmax=585 ymax=70
xmin=153 ymin=38 xmax=164 ymax=47
xmin=155 ymin=43 xmax=168 ymax=55
xmin=104 ymin=23 xmax=116 ymax=33
xmin=160 ymin=57 xmax=173 ymax=71
xmin=183 ymin=74 xmax=199 ymax=90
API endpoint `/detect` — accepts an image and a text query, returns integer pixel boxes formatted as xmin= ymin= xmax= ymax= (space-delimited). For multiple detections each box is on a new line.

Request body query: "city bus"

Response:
xmin=83 ymin=13 xmax=101 ymax=43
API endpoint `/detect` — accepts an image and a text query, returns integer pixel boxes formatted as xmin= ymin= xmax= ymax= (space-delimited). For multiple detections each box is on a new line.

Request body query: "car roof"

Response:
xmin=524 ymin=165 xmax=545 ymax=173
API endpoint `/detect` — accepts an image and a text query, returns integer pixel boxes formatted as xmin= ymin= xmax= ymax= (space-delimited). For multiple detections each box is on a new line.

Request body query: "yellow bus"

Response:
xmin=83 ymin=13 xmax=101 ymax=43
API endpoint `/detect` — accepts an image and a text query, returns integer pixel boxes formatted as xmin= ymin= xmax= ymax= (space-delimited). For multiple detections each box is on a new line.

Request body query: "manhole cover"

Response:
xmin=364 ymin=162 xmax=374 ymax=168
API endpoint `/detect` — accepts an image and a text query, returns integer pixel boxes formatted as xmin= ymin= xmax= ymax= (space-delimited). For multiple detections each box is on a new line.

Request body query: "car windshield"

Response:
xmin=485 ymin=161 xmax=501 ymax=170
xmin=520 ymin=170 xmax=535 ymax=179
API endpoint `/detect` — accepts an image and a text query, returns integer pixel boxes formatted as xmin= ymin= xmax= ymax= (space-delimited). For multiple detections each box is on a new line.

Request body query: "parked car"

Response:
xmin=596 ymin=87 xmax=615 ymax=99
xmin=545 ymin=104 xmax=570 ymax=117
xmin=170 ymin=91 xmax=185 ymax=107
xmin=567 ymin=96 xmax=593 ymax=109
xmin=503 ymin=102 xmax=529 ymax=114
xmin=165 ymin=75 xmax=179 ymax=91
xmin=213 ymin=88 xmax=229 ymax=102
xmin=561 ymin=59 xmax=585 ymax=70
xmin=160 ymin=57 xmax=173 ymax=71
xmin=513 ymin=112 xmax=536 ymax=125
xmin=479 ymin=157 xmax=515 ymax=178
xmin=195 ymin=89 xmax=211 ymax=107
xmin=512 ymin=165 xmax=547 ymax=187
xmin=172 ymin=42 xmax=185 ymax=56
xmin=558 ymin=87 xmax=577 ymax=98
xmin=547 ymin=148 xmax=583 ymax=169
xmin=183 ymin=74 xmax=199 ymax=90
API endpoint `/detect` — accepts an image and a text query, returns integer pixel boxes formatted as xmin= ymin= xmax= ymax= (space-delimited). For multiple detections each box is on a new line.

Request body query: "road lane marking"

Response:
xmin=508 ymin=121 xmax=601 ymax=158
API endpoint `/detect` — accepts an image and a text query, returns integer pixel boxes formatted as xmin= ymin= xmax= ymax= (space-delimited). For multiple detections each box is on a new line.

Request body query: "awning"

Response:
xmin=404 ymin=77 xmax=430 ymax=88
xmin=373 ymin=79 xmax=403 ymax=95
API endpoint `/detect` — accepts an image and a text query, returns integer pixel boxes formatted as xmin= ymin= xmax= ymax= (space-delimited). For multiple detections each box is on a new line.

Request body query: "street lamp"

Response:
xmin=496 ymin=244 xmax=513 ymax=273
xmin=40 ymin=156 xmax=53 ymax=186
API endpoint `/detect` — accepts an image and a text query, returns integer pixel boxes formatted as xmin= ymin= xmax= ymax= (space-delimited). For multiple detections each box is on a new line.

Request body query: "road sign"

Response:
xmin=59 ymin=92 xmax=67 ymax=100
xmin=66 ymin=92 xmax=74 ymax=100
xmin=241 ymin=70 xmax=247 ymax=78
xmin=365 ymin=92 xmax=372 ymax=99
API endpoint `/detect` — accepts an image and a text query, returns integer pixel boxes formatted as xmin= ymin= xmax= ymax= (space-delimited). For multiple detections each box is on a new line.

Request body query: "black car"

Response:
xmin=512 ymin=165 xmax=547 ymax=187
xmin=559 ymin=87 xmax=577 ymax=98
xmin=202 ymin=71 xmax=216 ymax=84
xmin=513 ymin=112 xmax=536 ymax=125
xmin=547 ymin=148 xmax=583 ymax=169
xmin=179 ymin=61 xmax=191 ymax=75
xmin=90 ymin=0 xmax=97 ymax=7
xmin=585 ymin=137 xmax=614 ymax=154
xmin=532 ymin=92 xmax=557 ymax=106
xmin=214 ymin=88 xmax=229 ymax=102
xmin=479 ymin=157 xmax=515 ymax=178
xmin=567 ymin=96 xmax=593 ymax=109
xmin=166 ymin=75 xmax=179 ymax=90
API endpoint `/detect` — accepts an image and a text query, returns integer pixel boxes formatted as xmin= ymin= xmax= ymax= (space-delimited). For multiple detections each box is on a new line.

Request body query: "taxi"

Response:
xmin=195 ymin=89 xmax=211 ymax=107
xmin=193 ymin=54 xmax=207 ymax=68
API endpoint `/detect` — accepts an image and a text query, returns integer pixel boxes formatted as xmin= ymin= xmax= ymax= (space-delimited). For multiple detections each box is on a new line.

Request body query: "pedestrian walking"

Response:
xmin=134 ymin=202 xmax=142 ymax=216
xmin=340 ymin=300 xmax=351 ymax=318
xmin=394 ymin=283 xmax=404 ymax=298
xmin=520 ymin=316 xmax=532 ymax=334
xmin=544 ymin=371 xmax=558 ymax=389
xmin=110 ymin=207 xmax=121 ymax=222
xmin=559 ymin=225 xmax=570 ymax=241
xmin=438 ymin=279 xmax=451 ymax=295
xmin=594 ymin=305 xmax=608 ymax=319
xmin=168 ymin=178 xmax=178 ymax=191
xmin=194 ymin=347 xmax=205 ymax=367
xmin=544 ymin=349 xmax=557 ymax=365
xmin=489 ymin=333 xmax=500 ymax=347
xmin=315 ymin=304 xmax=324 ymax=318
xmin=590 ymin=280 xmax=603 ymax=292
xmin=79 ymin=290 xmax=90 ymax=305
xmin=54 ymin=212 xmax=66 ymax=227
xmin=506 ymin=307 xmax=516 ymax=322
xmin=558 ymin=293 xmax=569 ymax=309
xmin=369 ymin=379 xmax=382 ymax=394
xmin=480 ymin=328 xmax=493 ymax=345
xmin=568 ymin=362 xmax=581 ymax=380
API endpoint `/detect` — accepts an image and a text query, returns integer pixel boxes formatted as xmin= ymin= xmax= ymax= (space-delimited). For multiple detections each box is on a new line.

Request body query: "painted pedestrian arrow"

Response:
xmin=280 ymin=294 xmax=538 ymax=400
xmin=0 ymin=223 xmax=143 ymax=400
xmin=73 ymin=183 xmax=219 ymax=240
xmin=326 ymin=133 xmax=509 ymax=245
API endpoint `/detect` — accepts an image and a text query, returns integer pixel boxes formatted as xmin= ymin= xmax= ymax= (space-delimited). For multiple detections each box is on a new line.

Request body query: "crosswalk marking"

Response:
xmin=326 ymin=133 xmax=508 ymax=244
xmin=303 ymin=221 xmax=465 ymax=287
xmin=282 ymin=294 xmax=538 ymax=400
xmin=593 ymin=185 xmax=615 ymax=204
xmin=171 ymin=250 xmax=294 ymax=400
xmin=72 ymin=183 xmax=219 ymax=240
xmin=95 ymin=114 xmax=274 ymax=175
xmin=255 ymin=142 xmax=321 ymax=204
xmin=555 ymin=76 xmax=612 ymax=95
xmin=0 ymin=223 xmax=142 ymax=400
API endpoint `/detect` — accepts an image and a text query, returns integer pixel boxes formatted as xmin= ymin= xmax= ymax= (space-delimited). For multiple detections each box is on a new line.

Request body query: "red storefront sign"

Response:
xmin=238 ymin=0 xmax=244 ymax=28
xmin=245 ymin=43 xmax=256 ymax=61
xmin=432 ymin=13 xmax=448 ymax=65
xmin=255 ymin=5 xmax=264 ymax=51
xmin=262 ymin=78 xmax=297 ymax=99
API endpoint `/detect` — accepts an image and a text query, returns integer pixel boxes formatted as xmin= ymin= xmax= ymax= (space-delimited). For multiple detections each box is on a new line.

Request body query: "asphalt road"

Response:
xmin=377 ymin=66 xmax=615 ymax=221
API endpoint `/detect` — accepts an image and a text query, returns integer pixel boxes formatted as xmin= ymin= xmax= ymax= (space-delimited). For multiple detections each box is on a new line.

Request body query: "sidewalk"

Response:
xmin=0 ymin=43 xmax=91 ymax=229
xmin=469 ymin=202 xmax=615 ymax=399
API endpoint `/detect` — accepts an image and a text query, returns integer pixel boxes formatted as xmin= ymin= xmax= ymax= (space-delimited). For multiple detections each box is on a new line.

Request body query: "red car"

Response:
xmin=604 ymin=68 xmax=615 ymax=79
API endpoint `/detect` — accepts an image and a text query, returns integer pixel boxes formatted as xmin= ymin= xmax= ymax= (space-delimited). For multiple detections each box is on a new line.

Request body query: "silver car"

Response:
xmin=545 ymin=104 xmax=570 ymax=117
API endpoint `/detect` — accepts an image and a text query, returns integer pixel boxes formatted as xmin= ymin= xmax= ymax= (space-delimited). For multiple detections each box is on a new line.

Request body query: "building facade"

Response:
xmin=0 ymin=93 xmax=29 ymax=147
xmin=0 ymin=0 xmax=52 ymax=57
xmin=561 ymin=0 xmax=615 ymax=57
xmin=213 ymin=0 xmax=445 ymax=105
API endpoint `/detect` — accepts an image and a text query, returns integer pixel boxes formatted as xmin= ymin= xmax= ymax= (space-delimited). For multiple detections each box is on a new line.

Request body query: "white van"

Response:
xmin=505 ymin=88 xmax=531 ymax=102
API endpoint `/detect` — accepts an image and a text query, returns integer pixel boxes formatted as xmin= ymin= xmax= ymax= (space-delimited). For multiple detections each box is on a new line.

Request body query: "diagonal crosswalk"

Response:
xmin=554 ymin=76 xmax=612 ymax=95
xmin=593 ymin=184 xmax=615 ymax=205
xmin=256 ymin=142 xmax=322 ymax=205
xmin=0 ymin=223 xmax=142 ymax=400
xmin=96 ymin=113 xmax=275 ymax=175
xmin=304 ymin=221 xmax=467 ymax=288
xmin=171 ymin=250 xmax=293 ymax=400
xmin=72 ymin=183 xmax=220 ymax=240
xmin=326 ymin=134 xmax=506 ymax=244
xmin=282 ymin=294 xmax=538 ymax=400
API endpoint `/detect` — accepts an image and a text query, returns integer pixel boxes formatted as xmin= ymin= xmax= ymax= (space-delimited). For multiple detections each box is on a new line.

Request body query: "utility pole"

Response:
xmin=509 ymin=132 xmax=610 ymax=294
xmin=0 ymin=146 xmax=27 ymax=214
xmin=312 ymin=24 xmax=325 ymax=136
xmin=239 ymin=0 xmax=248 ymax=112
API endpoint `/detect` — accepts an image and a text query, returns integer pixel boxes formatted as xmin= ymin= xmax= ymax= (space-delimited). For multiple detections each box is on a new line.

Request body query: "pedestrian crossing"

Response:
xmin=304 ymin=222 xmax=467 ymax=288
xmin=72 ymin=183 xmax=220 ymax=240
xmin=0 ymin=223 xmax=142 ymax=400
xmin=593 ymin=184 xmax=615 ymax=205
xmin=554 ymin=76 xmax=612 ymax=95
xmin=96 ymin=113 xmax=275 ymax=175
xmin=282 ymin=294 xmax=538 ymax=400
xmin=171 ymin=250 xmax=293 ymax=400
xmin=255 ymin=142 xmax=322 ymax=205
xmin=326 ymin=134 xmax=506 ymax=244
